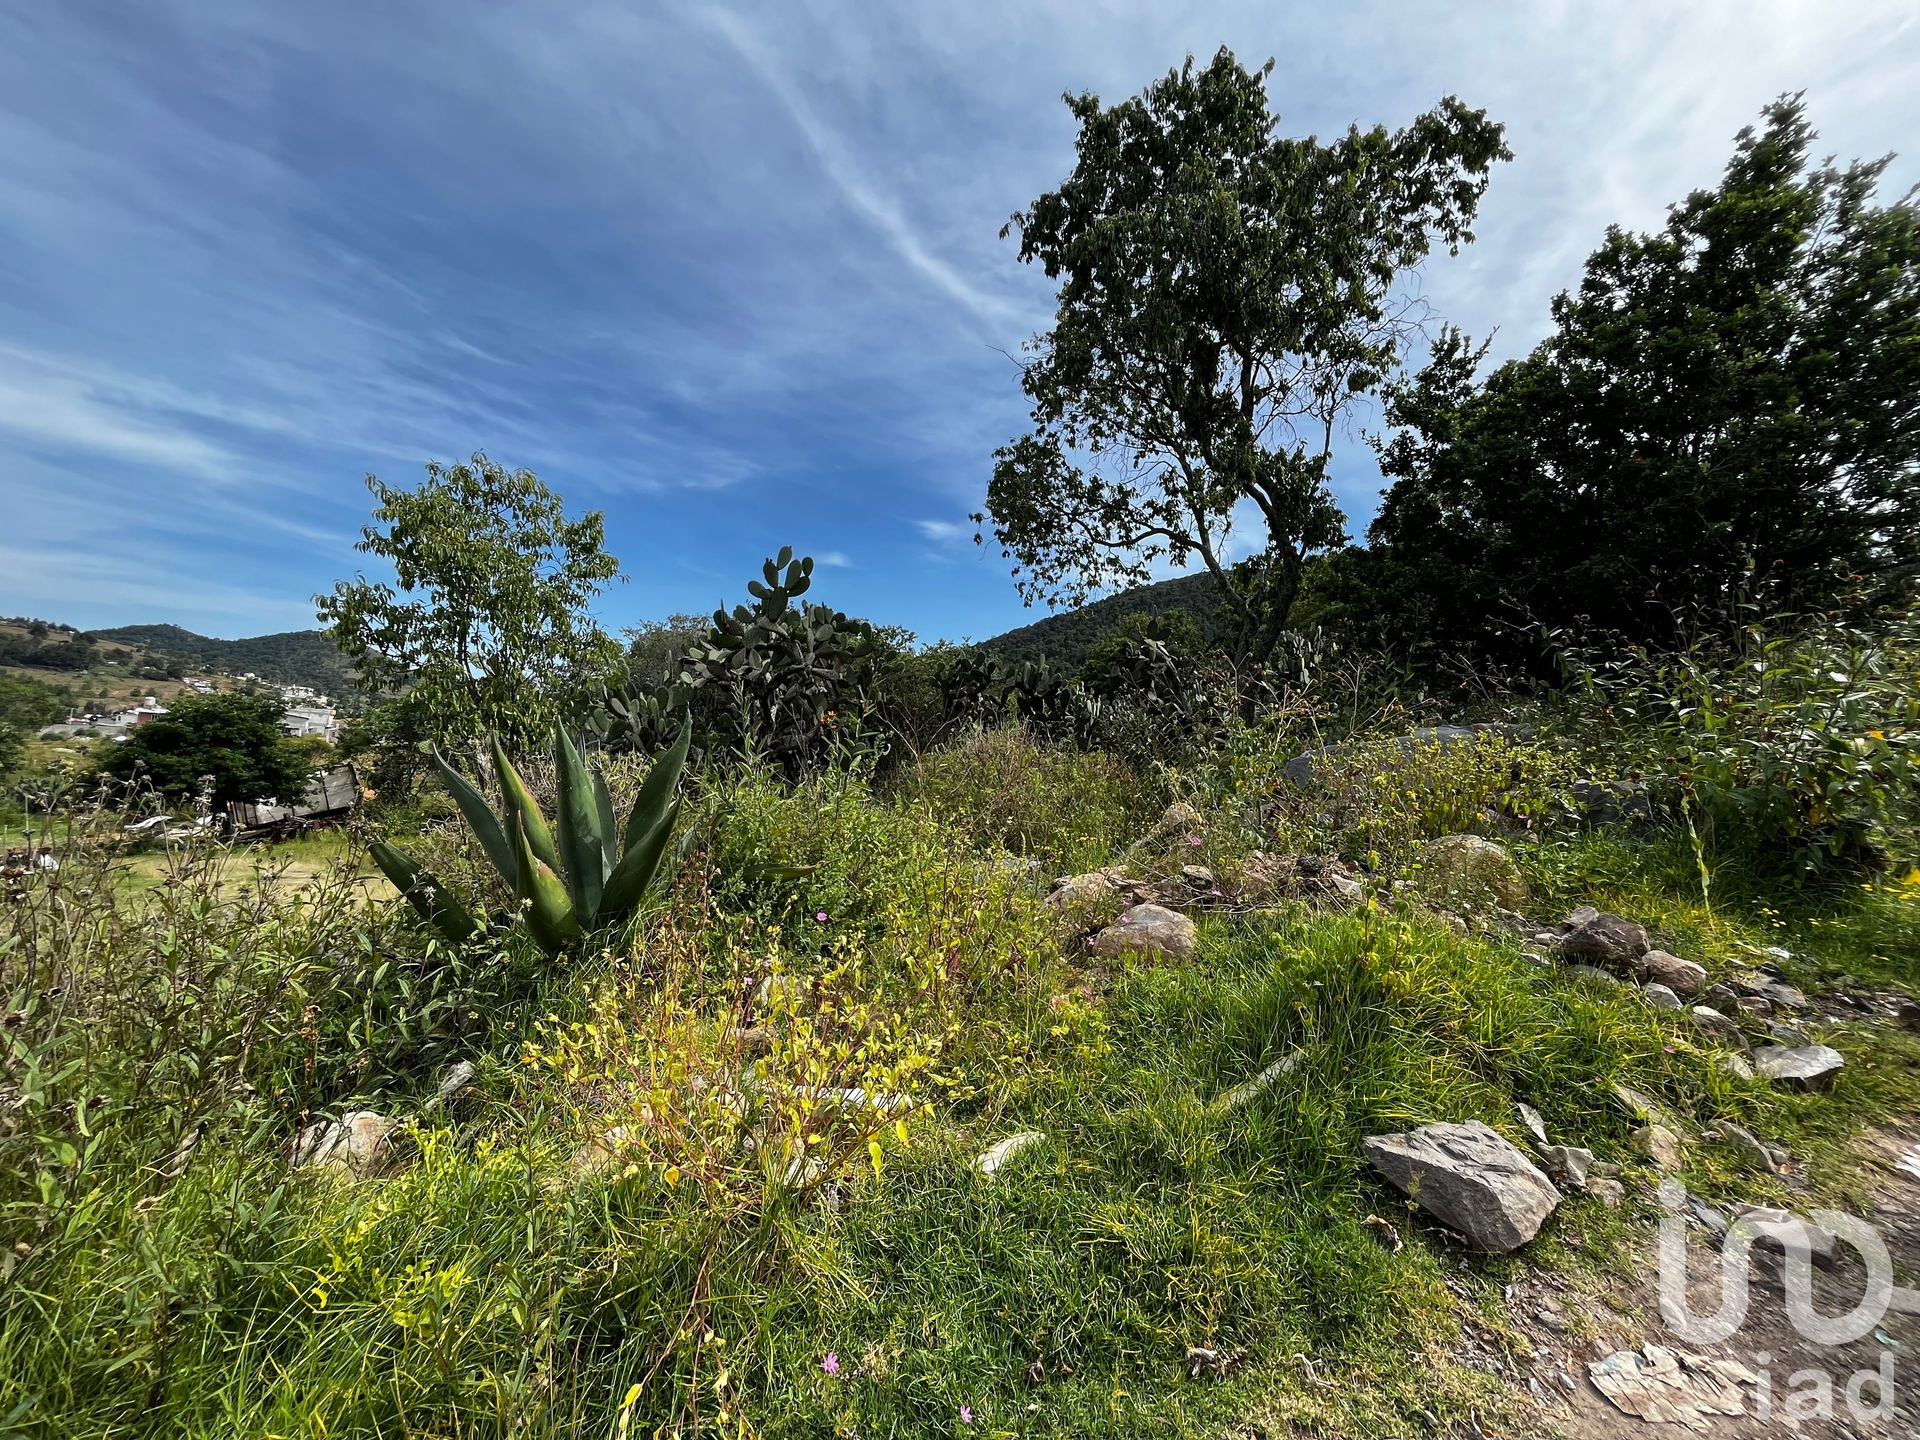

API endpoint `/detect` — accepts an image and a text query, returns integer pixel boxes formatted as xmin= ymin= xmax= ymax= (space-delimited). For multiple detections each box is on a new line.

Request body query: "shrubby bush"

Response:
xmin=892 ymin=727 xmax=1153 ymax=874
xmin=1559 ymin=603 xmax=1920 ymax=870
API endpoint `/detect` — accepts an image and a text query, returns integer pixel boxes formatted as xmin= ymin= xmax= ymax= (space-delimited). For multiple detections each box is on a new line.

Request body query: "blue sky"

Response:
xmin=4 ymin=3 xmax=1917 ymax=643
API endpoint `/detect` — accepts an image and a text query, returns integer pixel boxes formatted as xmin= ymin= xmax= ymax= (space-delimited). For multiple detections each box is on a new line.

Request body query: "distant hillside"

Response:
xmin=88 ymin=625 xmax=357 ymax=696
xmin=979 ymin=572 xmax=1232 ymax=671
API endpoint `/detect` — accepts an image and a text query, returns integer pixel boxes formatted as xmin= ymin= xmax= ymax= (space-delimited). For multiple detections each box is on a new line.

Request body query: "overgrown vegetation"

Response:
xmin=5 ymin=45 xmax=1919 ymax=1440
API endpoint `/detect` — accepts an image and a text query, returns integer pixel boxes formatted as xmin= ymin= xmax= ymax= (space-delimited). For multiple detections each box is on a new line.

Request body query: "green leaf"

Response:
xmin=623 ymin=714 xmax=691 ymax=856
xmin=369 ymin=838 xmax=478 ymax=945
xmin=491 ymin=734 xmax=562 ymax=876
xmin=591 ymin=768 xmax=618 ymax=875
xmin=599 ymin=798 xmax=681 ymax=925
xmin=552 ymin=726 xmax=606 ymax=925
xmin=432 ymin=745 xmax=515 ymax=889
xmin=509 ymin=810 xmax=579 ymax=956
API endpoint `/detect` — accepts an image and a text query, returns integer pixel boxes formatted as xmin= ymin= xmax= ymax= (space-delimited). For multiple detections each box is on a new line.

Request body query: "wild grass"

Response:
xmin=2 ymin=714 xmax=1916 ymax=1437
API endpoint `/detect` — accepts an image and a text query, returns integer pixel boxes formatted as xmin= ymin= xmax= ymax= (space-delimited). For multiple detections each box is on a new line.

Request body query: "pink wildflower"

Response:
xmin=960 ymin=1405 xmax=973 ymax=1425
xmin=1187 ymin=835 xmax=1202 ymax=847
xmin=815 ymin=911 xmax=829 ymax=923
xmin=822 ymin=1353 xmax=840 ymax=1377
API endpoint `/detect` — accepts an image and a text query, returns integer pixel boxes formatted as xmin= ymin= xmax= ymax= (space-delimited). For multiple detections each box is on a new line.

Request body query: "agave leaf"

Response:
xmin=622 ymin=715 xmax=691 ymax=856
xmin=509 ymin=810 xmax=579 ymax=955
xmin=591 ymin=768 xmax=617 ymax=874
xmin=599 ymin=797 xmax=682 ymax=924
xmin=369 ymin=838 xmax=478 ymax=945
xmin=431 ymin=745 xmax=515 ymax=888
xmin=552 ymin=727 xmax=606 ymax=925
xmin=491 ymin=734 xmax=562 ymax=877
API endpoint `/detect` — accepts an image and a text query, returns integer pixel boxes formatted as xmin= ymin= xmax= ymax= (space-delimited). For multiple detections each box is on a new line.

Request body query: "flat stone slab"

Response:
xmin=1362 ymin=1120 xmax=1561 ymax=1253
xmin=1752 ymin=1043 xmax=1844 ymax=1089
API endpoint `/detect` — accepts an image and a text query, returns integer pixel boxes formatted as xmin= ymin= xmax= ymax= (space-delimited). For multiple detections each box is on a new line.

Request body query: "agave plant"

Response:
xmin=370 ymin=719 xmax=690 ymax=956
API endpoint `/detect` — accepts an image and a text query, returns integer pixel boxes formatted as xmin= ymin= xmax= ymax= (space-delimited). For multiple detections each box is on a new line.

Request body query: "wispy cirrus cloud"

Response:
xmin=0 ymin=1 xmax=1914 ymax=640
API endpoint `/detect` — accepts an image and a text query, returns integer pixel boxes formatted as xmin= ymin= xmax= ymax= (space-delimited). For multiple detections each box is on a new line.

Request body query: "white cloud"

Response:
xmin=815 ymin=550 xmax=854 ymax=568
xmin=916 ymin=519 xmax=970 ymax=543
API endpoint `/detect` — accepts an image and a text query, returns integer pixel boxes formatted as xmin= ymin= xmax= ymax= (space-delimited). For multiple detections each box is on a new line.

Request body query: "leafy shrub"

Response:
xmin=1560 ymin=605 xmax=1920 ymax=869
xmin=1294 ymin=729 xmax=1574 ymax=871
xmin=893 ymin=727 xmax=1152 ymax=873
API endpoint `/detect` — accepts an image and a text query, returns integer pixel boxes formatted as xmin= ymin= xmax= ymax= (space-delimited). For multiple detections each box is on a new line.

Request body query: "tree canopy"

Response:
xmin=98 ymin=694 xmax=312 ymax=808
xmin=1344 ymin=95 xmax=1920 ymax=672
xmin=977 ymin=48 xmax=1508 ymax=661
xmin=317 ymin=455 xmax=623 ymax=753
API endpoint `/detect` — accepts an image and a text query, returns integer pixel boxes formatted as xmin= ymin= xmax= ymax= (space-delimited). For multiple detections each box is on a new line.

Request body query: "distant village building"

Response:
xmin=282 ymin=703 xmax=339 ymax=742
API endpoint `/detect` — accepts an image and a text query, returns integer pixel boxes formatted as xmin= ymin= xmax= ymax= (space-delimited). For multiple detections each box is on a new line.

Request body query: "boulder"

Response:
xmin=1558 ymin=910 xmax=1650 ymax=968
xmin=1752 ymin=1044 xmax=1845 ymax=1090
xmin=1046 ymin=870 xmax=1122 ymax=910
xmin=293 ymin=1111 xmax=395 ymax=1179
xmin=1414 ymin=834 xmax=1530 ymax=914
xmin=1636 ymin=950 xmax=1707 ymax=997
xmin=1361 ymin=1120 xmax=1561 ymax=1253
xmin=1088 ymin=904 xmax=1198 ymax=963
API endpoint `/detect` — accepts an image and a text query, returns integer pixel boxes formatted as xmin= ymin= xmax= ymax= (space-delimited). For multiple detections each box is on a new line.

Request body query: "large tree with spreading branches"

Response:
xmin=976 ymin=48 xmax=1508 ymax=661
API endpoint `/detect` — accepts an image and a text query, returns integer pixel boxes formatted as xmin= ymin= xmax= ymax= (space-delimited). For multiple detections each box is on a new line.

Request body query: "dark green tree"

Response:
xmin=318 ymin=454 xmax=623 ymax=754
xmin=977 ymin=48 xmax=1508 ymax=662
xmin=98 ymin=694 xmax=312 ymax=807
xmin=1352 ymin=95 xmax=1920 ymax=670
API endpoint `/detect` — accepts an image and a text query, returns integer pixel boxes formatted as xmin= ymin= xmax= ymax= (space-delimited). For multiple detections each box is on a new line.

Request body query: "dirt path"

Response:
xmin=1495 ymin=1126 xmax=1920 ymax=1437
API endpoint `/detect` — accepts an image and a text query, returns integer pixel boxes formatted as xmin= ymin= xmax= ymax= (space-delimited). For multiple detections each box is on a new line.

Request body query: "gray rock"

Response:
xmin=1518 ymin=950 xmax=1552 ymax=969
xmin=1710 ymin=1121 xmax=1782 ymax=1175
xmin=1361 ymin=1120 xmax=1561 ymax=1253
xmin=1752 ymin=1044 xmax=1845 ymax=1090
xmin=1641 ymin=983 xmax=1682 ymax=1012
xmin=1563 ymin=965 xmax=1623 ymax=989
xmin=1730 ymin=1205 xmax=1840 ymax=1267
xmin=1637 ymin=950 xmax=1707 ymax=997
xmin=1768 ymin=1021 xmax=1812 ymax=1047
xmin=1327 ymin=872 xmax=1366 ymax=905
xmin=1703 ymin=983 xmax=1741 ymax=1009
xmin=1688 ymin=1006 xmax=1747 ymax=1049
xmin=1538 ymin=1144 xmax=1594 ymax=1191
xmin=1515 ymin=1102 xmax=1550 ymax=1147
xmin=1634 ymin=1124 xmax=1685 ymax=1172
xmin=1588 ymin=1177 xmax=1627 ymax=1207
xmin=1734 ymin=995 xmax=1775 ymax=1018
xmin=1045 ymin=870 xmax=1122 ymax=911
xmin=1559 ymin=910 xmax=1650 ymax=968
xmin=432 ymin=1060 xmax=476 ymax=1108
xmin=293 ymin=1111 xmax=394 ymax=1179
xmin=1718 ymin=1053 xmax=1755 ymax=1080
xmin=1088 ymin=903 xmax=1198 ymax=963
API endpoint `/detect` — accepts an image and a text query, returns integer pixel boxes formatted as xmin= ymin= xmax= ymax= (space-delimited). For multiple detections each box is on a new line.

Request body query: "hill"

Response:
xmin=87 ymin=624 xmax=356 ymax=695
xmin=978 ymin=571 xmax=1232 ymax=670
